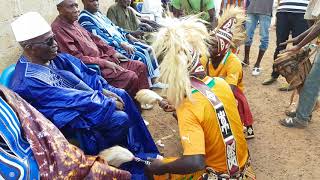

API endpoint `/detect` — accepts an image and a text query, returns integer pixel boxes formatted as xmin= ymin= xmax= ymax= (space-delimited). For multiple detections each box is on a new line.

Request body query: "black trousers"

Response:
xmin=271 ymin=12 xmax=309 ymax=78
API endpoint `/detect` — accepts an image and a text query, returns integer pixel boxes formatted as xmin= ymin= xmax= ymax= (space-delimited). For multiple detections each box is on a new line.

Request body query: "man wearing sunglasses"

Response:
xmin=10 ymin=12 xmax=160 ymax=178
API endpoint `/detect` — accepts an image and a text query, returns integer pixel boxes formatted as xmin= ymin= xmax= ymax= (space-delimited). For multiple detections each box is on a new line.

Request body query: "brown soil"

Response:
xmin=142 ymin=28 xmax=320 ymax=179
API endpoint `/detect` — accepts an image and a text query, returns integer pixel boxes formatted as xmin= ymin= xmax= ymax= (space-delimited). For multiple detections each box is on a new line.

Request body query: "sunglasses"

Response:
xmin=29 ymin=35 xmax=56 ymax=46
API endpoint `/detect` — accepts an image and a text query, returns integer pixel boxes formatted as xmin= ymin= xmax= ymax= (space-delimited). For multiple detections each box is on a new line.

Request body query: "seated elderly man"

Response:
xmin=107 ymin=0 xmax=156 ymax=37
xmin=10 ymin=12 xmax=159 ymax=178
xmin=79 ymin=0 xmax=162 ymax=88
xmin=51 ymin=0 xmax=151 ymax=99
xmin=0 ymin=86 xmax=131 ymax=179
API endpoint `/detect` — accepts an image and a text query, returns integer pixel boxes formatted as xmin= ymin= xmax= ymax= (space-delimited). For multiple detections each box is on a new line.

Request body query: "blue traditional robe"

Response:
xmin=78 ymin=10 xmax=160 ymax=79
xmin=0 ymin=96 xmax=39 ymax=180
xmin=10 ymin=53 xmax=159 ymax=179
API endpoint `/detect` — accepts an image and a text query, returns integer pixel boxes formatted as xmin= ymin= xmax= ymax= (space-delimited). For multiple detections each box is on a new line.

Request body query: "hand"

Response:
xmin=115 ymin=100 xmax=124 ymax=110
xmin=283 ymin=45 xmax=302 ymax=54
xmin=127 ymin=34 xmax=143 ymax=43
xmin=113 ymin=52 xmax=130 ymax=61
xmin=103 ymin=89 xmax=124 ymax=104
xmin=105 ymin=61 xmax=124 ymax=73
xmin=279 ymin=36 xmax=301 ymax=46
xmin=142 ymin=23 xmax=155 ymax=32
xmin=120 ymin=42 xmax=136 ymax=55
xmin=118 ymin=56 xmax=129 ymax=62
xmin=145 ymin=158 xmax=166 ymax=175
xmin=142 ymin=19 xmax=161 ymax=29
xmin=111 ymin=53 xmax=122 ymax=64
xmin=131 ymin=30 xmax=144 ymax=38
xmin=159 ymin=99 xmax=175 ymax=112
xmin=150 ymin=22 xmax=161 ymax=29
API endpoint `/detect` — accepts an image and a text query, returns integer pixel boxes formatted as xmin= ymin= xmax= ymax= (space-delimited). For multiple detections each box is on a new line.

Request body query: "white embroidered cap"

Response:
xmin=11 ymin=12 xmax=51 ymax=42
xmin=55 ymin=0 xmax=64 ymax=5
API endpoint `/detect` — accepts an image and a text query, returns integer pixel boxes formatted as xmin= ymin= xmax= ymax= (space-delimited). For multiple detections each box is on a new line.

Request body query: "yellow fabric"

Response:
xmin=201 ymin=52 xmax=244 ymax=91
xmin=176 ymin=77 xmax=248 ymax=173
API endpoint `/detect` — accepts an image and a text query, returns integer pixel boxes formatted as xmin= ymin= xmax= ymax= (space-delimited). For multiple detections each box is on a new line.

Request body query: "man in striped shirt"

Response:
xmin=262 ymin=0 xmax=309 ymax=90
xmin=279 ymin=0 xmax=320 ymax=128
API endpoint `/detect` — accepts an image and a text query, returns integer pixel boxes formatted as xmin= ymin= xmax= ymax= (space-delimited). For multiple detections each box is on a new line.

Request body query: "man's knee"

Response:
xmin=245 ymin=39 xmax=252 ymax=46
xmin=98 ymin=111 xmax=130 ymax=146
xmin=133 ymin=59 xmax=145 ymax=67
xmin=93 ymin=110 xmax=129 ymax=132
xmin=260 ymin=30 xmax=269 ymax=45
xmin=259 ymin=40 xmax=269 ymax=50
xmin=112 ymin=88 xmax=127 ymax=99
xmin=138 ymin=61 xmax=148 ymax=72
xmin=133 ymin=60 xmax=148 ymax=73
xmin=245 ymin=27 xmax=255 ymax=46
xmin=110 ymin=111 xmax=129 ymax=129
xmin=117 ymin=70 xmax=139 ymax=87
xmin=128 ymin=71 xmax=139 ymax=83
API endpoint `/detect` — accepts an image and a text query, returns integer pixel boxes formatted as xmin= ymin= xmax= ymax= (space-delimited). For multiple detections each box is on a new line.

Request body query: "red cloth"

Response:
xmin=51 ymin=16 xmax=149 ymax=97
xmin=233 ymin=87 xmax=253 ymax=126
xmin=102 ymin=60 xmax=149 ymax=97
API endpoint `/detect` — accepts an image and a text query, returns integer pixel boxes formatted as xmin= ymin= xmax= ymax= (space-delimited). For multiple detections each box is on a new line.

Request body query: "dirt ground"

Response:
xmin=142 ymin=28 xmax=320 ymax=179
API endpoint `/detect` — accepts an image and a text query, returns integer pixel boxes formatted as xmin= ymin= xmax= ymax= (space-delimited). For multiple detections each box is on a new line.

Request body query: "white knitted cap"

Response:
xmin=11 ymin=12 xmax=51 ymax=42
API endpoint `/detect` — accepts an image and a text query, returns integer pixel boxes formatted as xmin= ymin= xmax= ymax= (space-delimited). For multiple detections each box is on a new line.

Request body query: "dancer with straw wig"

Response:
xmin=201 ymin=7 xmax=255 ymax=139
xmin=144 ymin=16 xmax=255 ymax=179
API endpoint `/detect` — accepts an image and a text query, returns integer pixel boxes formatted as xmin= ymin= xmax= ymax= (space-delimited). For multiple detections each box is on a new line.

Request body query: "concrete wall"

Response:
xmin=0 ymin=0 xmax=115 ymax=73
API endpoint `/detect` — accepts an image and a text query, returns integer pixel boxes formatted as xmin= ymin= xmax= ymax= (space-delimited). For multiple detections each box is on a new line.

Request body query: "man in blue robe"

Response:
xmin=10 ymin=11 xmax=159 ymax=179
xmin=0 ymin=92 xmax=39 ymax=180
xmin=78 ymin=0 xmax=165 ymax=88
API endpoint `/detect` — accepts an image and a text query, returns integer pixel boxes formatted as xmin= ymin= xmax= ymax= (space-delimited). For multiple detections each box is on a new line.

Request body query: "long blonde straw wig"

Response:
xmin=152 ymin=16 xmax=210 ymax=106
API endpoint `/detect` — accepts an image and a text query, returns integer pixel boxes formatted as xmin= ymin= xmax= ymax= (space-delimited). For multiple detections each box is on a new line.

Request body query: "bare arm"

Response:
xmin=126 ymin=33 xmax=140 ymax=42
xmin=147 ymin=155 xmax=205 ymax=175
xmin=297 ymin=26 xmax=314 ymax=41
xmin=285 ymin=22 xmax=320 ymax=53
xmin=297 ymin=22 xmax=320 ymax=48
xmin=280 ymin=24 xmax=316 ymax=46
